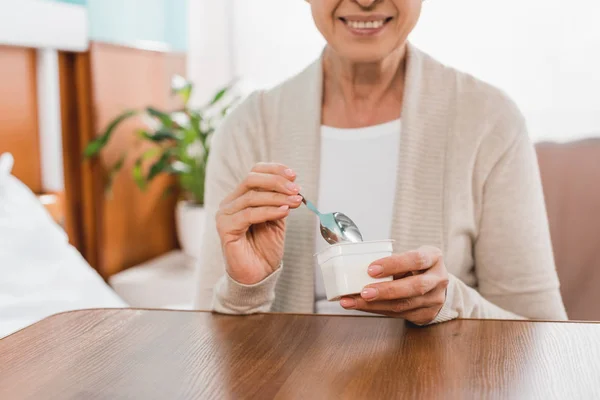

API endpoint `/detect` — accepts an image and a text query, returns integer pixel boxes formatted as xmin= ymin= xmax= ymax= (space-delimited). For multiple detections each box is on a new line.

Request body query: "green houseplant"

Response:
xmin=83 ymin=75 xmax=238 ymax=258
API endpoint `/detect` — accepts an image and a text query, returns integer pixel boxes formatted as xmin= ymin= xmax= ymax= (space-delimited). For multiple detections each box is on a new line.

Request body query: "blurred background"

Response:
xmin=0 ymin=0 xmax=599 ymax=332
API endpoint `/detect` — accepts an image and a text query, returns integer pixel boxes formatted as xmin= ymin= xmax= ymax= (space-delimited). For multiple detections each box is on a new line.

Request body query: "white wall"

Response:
xmin=187 ymin=0 xmax=325 ymax=105
xmin=187 ymin=0 xmax=234 ymax=106
xmin=411 ymin=0 xmax=600 ymax=142
xmin=187 ymin=0 xmax=600 ymax=142
xmin=0 ymin=0 xmax=88 ymax=51
xmin=232 ymin=0 xmax=326 ymax=92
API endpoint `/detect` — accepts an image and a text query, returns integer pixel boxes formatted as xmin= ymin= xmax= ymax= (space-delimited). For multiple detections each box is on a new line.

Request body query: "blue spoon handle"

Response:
xmin=301 ymin=195 xmax=321 ymax=216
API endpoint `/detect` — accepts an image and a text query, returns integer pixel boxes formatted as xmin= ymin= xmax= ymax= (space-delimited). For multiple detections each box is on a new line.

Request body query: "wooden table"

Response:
xmin=1 ymin=310 xmax=599 ymax=399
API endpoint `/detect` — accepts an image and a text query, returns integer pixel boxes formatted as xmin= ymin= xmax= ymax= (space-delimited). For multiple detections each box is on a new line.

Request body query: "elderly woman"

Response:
xmin=195 ymin=0 xmax=567 ymax=325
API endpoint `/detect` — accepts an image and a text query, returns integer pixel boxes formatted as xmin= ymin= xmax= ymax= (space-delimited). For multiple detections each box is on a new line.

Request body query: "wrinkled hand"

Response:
xmin=216 ymin=162 xmax=302 ymax=285
xmin=340 ymin=246 xmax=449 ymax=325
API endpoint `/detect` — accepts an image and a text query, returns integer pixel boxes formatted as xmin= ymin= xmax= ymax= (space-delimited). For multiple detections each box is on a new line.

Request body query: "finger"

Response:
xmin=360 ymin=273 xmax=439 ymax=301
xmin=399 ymin=306 xmax=442 ymax=326
xmin=341 ymin=293 xmax=429 ymax=314
xmin=398 ymin=287 xmax=447 ymax=325
xmin=225 ymin=172 xmax=301 ymax=204
xmin=218 ymin=205 xmax=290 ymax=233
xmin=251 ymin=162 xmax=297 ymax=181
xmin=341 ymin=287 xmax=446 ymax=321
xmin=368 ymin=246 xmax=442 ymax=278
xmin=223 ymin=191 xmax=303 ymax=215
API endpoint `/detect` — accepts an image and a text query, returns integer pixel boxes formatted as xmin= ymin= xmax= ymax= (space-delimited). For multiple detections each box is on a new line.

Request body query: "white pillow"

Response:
xmin=0 ymin=153 xmax=127 ymax=338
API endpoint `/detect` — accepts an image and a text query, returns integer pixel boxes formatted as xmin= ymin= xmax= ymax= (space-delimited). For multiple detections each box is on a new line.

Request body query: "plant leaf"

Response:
xmin=189 ymin=111 xmax=202 ymax=134
xmin=139 ymin=147 xmax=162 ymax=161
xmin=209 ymin=87 xmax=228 ymax=106
xmin=162 ymin=185 xmax=178 ymax=200
xmin=179 ymin=85 xmax=192 ymax=105
xmin=207 ymin=78 xmax=239 ymax=107
xmin=132 ymin=157 xmax=147 ymax=190
xmin=178 ymin=162 xmax=206 ymax=205
xmin=138 ymin=129 xmax=180 ymax=142
xmin=83 ymin=109 xmax=138 ymax=158
xmin=147 ymin=152 xmax=172 ymax=181
xmin=171 ymin=75 xmax=193 ymax=105
xmin=83 ymin=138 xmax=106 ymax=159
xmin=130 ymin=147 xmax=163 ymax=191
xmin=104 ymin=153 xmax=127 ymax=196
xmin=109 ymin=154 xmax=126 ymax=176
xmin=146 ymin=107 xmax=174 ymax=128
xmin=221 ymin=96 xmax=241 ymax=117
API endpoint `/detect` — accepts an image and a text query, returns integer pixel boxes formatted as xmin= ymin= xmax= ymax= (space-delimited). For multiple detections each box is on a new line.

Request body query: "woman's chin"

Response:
xmin=329 ymin=44 xmax=403 ymax=65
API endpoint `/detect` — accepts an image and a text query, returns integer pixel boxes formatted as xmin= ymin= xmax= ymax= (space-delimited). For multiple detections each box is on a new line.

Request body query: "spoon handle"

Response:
xmin=300 ymin=194 xmax=321 ymax=216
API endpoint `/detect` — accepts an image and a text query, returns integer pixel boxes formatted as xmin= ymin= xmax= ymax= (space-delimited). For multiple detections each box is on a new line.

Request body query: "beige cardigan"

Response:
xmin=195 ymin=43 xmax=568 ymax=324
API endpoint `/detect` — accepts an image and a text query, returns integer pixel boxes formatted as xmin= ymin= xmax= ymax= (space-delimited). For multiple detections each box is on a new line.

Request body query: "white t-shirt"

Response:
xmin=314 ymin=119 xmax=401 ymax=314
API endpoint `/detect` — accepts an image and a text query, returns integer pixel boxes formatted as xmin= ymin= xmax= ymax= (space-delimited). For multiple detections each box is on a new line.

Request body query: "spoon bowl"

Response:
xmin=301 ymin=196 xmax=363 ymax=245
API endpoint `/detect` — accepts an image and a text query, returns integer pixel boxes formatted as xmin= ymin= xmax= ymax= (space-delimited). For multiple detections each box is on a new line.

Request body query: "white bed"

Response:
xmin=0 ymin=153 xmax=127 ymax=339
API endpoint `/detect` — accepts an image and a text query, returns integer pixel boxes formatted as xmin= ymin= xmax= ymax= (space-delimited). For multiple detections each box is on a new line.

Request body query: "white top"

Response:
xmin=314 ymin=119 xmax=401 ymax=314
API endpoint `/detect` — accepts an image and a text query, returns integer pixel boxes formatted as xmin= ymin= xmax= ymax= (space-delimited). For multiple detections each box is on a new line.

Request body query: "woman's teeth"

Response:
xmin=346 ymin=20 xmax=385 ymax=30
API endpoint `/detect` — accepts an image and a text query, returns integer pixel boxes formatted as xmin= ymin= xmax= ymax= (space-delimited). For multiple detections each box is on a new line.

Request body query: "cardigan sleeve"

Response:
xmin=432 ymin=123 xmax=568 ymax=324
xmin=193 ymin=92 xmax=281 ymax=314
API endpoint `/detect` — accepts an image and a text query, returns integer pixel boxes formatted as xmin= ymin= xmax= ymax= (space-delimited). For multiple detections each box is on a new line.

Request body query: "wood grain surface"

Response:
xmin=1 ymin=310 xmax=599 ymax=400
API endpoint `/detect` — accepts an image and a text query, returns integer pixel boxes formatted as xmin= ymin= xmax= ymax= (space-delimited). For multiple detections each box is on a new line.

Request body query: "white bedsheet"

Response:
xmin=0 ymin=153 xmax=127 ymax=339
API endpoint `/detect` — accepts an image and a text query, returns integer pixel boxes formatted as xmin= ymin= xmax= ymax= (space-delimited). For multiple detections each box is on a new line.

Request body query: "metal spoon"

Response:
xmin=300 ymin=195 xmax=363 ymax=245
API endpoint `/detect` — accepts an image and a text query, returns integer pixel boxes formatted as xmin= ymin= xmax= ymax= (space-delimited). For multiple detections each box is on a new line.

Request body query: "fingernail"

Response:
xmin=279 ymin=205 xmax=289 ymax=212
xmin=340 ymin=298 xmax=356 ymax=308
xmin=368 ymin=264 xmax=384 ymax=277
xmin=286 ymin=182 xmax=300 ymax=193
xmin=288 ymin=195 xmax=302 ymax=203
xmin=284 ymin=168 xmax=295 ymax=177
xmin=361 ymin=288 xmax=378 ymax=300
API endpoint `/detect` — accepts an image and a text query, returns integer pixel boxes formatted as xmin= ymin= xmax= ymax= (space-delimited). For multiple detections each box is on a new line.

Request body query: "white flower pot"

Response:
xmin=176 ymin=200 xmax=206 ymax=260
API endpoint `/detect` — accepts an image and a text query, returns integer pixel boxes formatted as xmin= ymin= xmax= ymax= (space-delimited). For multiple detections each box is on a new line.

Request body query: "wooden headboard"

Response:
xmin=1 ymin=42 xmax=186 ymax=279
xmin=0 ymin=46 xmax=68 ymax=236
xmin=59 ymin=42 xmax=185 ymax=278
xmin=0 ymin=45 xmax=42 ymax=193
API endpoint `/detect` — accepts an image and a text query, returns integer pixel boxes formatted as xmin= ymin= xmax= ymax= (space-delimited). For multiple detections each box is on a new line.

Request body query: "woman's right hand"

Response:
xmin=216 ymin=162 xmax=303 ymax=285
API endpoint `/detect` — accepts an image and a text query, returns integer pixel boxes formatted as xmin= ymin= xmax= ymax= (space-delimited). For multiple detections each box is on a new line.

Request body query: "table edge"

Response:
xmin=2 ymin=307 xmax=598 ymax=341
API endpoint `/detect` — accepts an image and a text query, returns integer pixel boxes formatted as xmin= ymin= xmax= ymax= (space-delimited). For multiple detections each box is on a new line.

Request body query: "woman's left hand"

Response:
xmin=340 ymin=246 xmax=449 ymax=325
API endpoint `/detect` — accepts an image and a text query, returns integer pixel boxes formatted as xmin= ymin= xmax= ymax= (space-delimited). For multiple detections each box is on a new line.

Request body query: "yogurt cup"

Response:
xmin=315 ymin=240 xmax=394 ymax=301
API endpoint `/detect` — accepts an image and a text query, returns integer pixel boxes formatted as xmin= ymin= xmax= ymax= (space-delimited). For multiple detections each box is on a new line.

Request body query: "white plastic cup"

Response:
xmin=315 ymin=240 xmax=394 ymax=301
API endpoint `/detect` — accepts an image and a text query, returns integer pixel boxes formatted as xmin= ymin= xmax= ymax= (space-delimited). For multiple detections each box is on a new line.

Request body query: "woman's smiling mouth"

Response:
xmin=339 ymin=15 xmax=394 ymax=36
